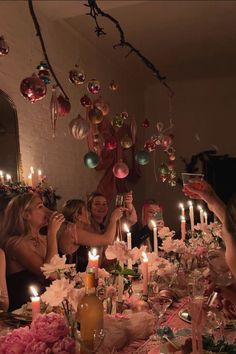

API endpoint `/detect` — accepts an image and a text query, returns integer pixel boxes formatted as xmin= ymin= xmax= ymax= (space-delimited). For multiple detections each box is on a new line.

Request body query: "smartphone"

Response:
xmin=153 ymin=210 xmax=163 ymax=221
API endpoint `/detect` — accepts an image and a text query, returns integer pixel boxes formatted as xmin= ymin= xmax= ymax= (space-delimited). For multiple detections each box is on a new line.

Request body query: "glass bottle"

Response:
xmin=77 ymin=268 xmax=104 ymax=354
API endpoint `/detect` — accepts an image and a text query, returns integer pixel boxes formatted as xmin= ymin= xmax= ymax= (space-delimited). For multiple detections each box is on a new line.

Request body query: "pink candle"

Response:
xmin=181 ymin=216 xmax=186 ymax=240
xmin=179 ymin=203 xmax=185 ymax=217
xmin=142 ymin=252 xmax=149 ymax=296
xmin=88 ymin=248 xmax=99 ymax=279
xmin=30 ymin=286 xmax=40 ymax=320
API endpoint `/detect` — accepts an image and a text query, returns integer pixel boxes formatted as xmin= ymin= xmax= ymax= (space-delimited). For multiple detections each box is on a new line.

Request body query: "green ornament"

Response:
xmin=135 ymin=150 xmax=150 ymax=165
xmin=83 ymin=151 xmax=99 ymax=168
xmin=112 ymin=114 xmax=124 ymax=128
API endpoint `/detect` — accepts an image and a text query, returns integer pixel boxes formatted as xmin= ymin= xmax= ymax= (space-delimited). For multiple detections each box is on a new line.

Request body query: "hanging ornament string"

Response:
xmin=28 ymin=0 xmax=69 ymax=100
xmin=86 ymin=0 xmax=174 ymax=97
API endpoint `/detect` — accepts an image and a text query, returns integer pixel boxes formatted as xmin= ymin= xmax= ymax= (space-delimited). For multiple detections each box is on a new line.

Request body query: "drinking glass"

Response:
xmin=149 ymin=295 xmax=172 ymax=330
xmin=182 ymin=173 xmax=204 ymax=198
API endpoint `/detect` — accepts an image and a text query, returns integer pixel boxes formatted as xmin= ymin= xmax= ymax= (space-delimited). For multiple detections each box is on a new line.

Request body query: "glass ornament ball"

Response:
xmin=57 ymin=95 xmax=71 ymax=116
xmin=159 ymin=163 xmax=169 ymax=175
xmin=142 ymin=119 xmax=150 ymax=128
xmin=135 ymin=150 xmax=150 ymax=165
xmin=112 ymin=115 xmax=124 ymax=128
xmin=0 ymin=36 xmax=9 ymax=56
xmin=84 ymin=151 xmax=99 ymax=168
xmin=105 ymin=136 xmax=117 ymax=151
xmin=120 ymin=111 xmax=128 ymax=120
xmin=161 ymin=135 xmax=172 ymax=149
xmin=109 ymin=80 xmax=118 ymax=91
xmin=88 ymin=107 xmax=103 ymax=124
xmin=94 ymin=99 xmax=110 ymax=116
xmin=169 ymin=179 xmax=177 ymax=187
xmin=121 ymin=135 xmax=133 ymax=149
xmin=169 ymin=154 xmax=176 ymax=161
xmin=69 ymin=69 xmax=86 ymax=85
xmin=160 ymin=174 xmax=167 ymax=183
xmin=20 ymin=74 xmax=47 ymax=103
xmin=80 ymin=94 xmax=92 ymax=108
xmin=87 ymin=79 xmax=101 ymax=94
xmin=166 ymin=146 xmax=176 ymax=155
xmin=69 ymin=115 xmax=90 ymax=140
xmin=144 ymin=140 xmax=156 ymax=152
xmin=113 ymin=161 xmax=129 ymax=179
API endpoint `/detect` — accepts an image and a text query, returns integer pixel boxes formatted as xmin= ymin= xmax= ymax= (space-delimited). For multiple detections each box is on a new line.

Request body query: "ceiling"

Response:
xmin=35 ymin=0 xmax=236 ymax=84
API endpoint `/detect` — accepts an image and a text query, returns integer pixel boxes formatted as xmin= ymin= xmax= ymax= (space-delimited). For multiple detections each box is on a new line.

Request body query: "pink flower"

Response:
xmin=41 ymin=278 xmax=75 ymax=307
xmin=31 ymin=313 xmax=69 ymax=344
xmin=195 ymin=246 xmax=207 ymax=256
xmin=158 ymin=227 xmax=175 ymax=239
xmin=25 ymin=339 xmax=51 ymax=354
xmin=52 ymin=336 xmax=76 ymax=353
xmin=0 ymin=326 xmax=32 ymax=353
xmin=98 ymin=268 xmax=109 ymax=278
xmin=106 ymin=285 xmax=117 ymax=299
xmin=105 ymin=241 xmax=129 ymax=262
xmin=41 ymin=255 xmax=75 ymax=278
xmin=161 ymin=238 xmax=187 ymax=254
xmin=129 ymin=245 xmax=147 ymax=264
xmin=67 ymin=287 xmax=85 ymax=311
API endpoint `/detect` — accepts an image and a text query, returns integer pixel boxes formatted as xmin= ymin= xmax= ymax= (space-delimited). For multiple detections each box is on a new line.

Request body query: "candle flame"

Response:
xmin=28 ymin=173 xmax=32 ymax=179
xmin=188 ymin=200 xmax=193 ymax=207
xmin=89 ymin=248 xmax=99 ymax=260
xmin=150 ymin=219 xmax=156 ymax=228
xmin=142 ymin=251 xmax=148 ymax=262
xmin=6 ymin=174 xmax=11 ymax=181
xmin=0 ymin=170 xmax=3 ymax=177
xmin=30 ymin=286 xmax=38 ymax=297
xmin=123 ymin=223 xmax=129 ymax=233
xmin=116 ymin=236 xmax=120 ymax=242
xmin=91 ymin=248 xmax=97 ymax=257
xmin=30 ymin=166 xmax=34 ymax=174
xmin=198 ymin=205 xmax=203 ymax=211
xmin=179 ymin=203 xmax=184 ymax=209
xmin=38 ymin=169 xmax=42 ymax=176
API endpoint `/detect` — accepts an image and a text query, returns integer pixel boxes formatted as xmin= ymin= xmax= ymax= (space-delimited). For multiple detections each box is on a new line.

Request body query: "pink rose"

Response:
xmin=25 ymin=339 xmax=51 ymax=354
xmin=196 ymin=246 xmax=207 ymax=256
xmin=0 ymin=326 xmax=32 ymax=354
xmin=52 ymin=336 xmax=76 ymax=353
xmin=31 ymin=313 xmax=69 ymax=344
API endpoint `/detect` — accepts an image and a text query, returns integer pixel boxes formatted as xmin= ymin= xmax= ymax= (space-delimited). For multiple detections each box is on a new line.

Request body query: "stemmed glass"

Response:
xmin=149 ymin=295 xmax=172 ymax=331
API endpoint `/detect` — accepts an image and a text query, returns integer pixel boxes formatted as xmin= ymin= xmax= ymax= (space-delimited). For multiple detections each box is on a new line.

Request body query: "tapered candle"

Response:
xmin=38 ymin=169 xmax=42 ymax=183
xmin=28 ymin=173 xmax=32 ymax=187
xmin=117 ymin=261 xmax=124 ymax=302
xmin=6 ymin=174 xmax=12 ymax=184
xmin=179 ymin=203 xmax=185 ymax=217
xmin=188 ymin=201 xmax=194 ymax=232
xmin=198 ymin=205 xmax=204 ymax=227
xmin=151 ymin=220 xmax=158 ymax=255
xmin=124 ymin=223 xmax=132 ymax=269
xmin=30 ymin=166 xmax=36 ymax=188
xmin=142 ymin=252 xmax=149 ymax=296
xmin=30 ymin=286 xmax=40 ymax=320
xmin=181 ymin=216 xmax=186 ymax=240
xmin=0 ymin=171 xmax=4 ymax=184
xmin=204 ymin=212 xmax=208 ymax=225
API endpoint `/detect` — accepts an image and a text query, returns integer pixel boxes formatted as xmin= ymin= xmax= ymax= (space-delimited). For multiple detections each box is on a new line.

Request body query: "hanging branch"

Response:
xmin=85 ymin=0 xmax=174 ymax=97
xmin=28 ymin=0 xmax=69 ymax=100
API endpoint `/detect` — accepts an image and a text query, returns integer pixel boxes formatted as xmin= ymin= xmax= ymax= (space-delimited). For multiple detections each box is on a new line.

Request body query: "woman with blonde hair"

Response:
xmin=1 ymin=192 xmax=64 ymax=311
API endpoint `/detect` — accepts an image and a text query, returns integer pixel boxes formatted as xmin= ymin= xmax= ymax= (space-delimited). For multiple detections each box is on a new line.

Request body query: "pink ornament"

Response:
xmin=20 ymin=74 xmax=47 ymax=103
xmin=113 ymin=161 xmax=129 ymax=179
xmin=87 ymin=79 xmax=101 ymax=94
xmin=57 ymin=95 xmax=71 ymax=116
xmin=105 ymin=136 xmax=117 ymax=151
xmin=120 ymin=111 xmax=128 ymax=120
xmin=109 ymin=80 xmax=118 ymax=91
xmin=142 ymin=119 xmax=150 ymax=128
xmin=161 ymin=135 xmax=172 ymax=149
xmin=69 ymin=115 xmax=90 ymax=140
xmin=80 ymin=94 xmax=92 ymax=108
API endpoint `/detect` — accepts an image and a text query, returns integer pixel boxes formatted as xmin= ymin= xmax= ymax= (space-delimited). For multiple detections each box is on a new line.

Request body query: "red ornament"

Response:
xmin=109 ymin=80 xmax=118 ymax=91
xmin=161 ymin=135 xmax=172 ymax=149
xmin=80 ymin=95 xmax=92 ymax=108
xmin=0 ymin=36 xmax=9 ymax=56
xmin=105 ymin=136 xmax=117 ymax=151
xmin=57 ymin=95 xmax=71 ymax=116
xmin=144 ymin=140 xmax=156 ymax=152
xmin=113 ymin=161 xmax=129 ymax=179
xmin=142 ymin=119 xmax=150 ymax=128
xmin=94 ymin=99 xmax=110 ymax=116
xmin=20 ymin=74 xmax=47 ymax=103
xmin=69 ymin=69 xmax=86 ymax=85
xmin=87 ymin=79 xmax=101 ymax=94
xmin=169 ymin=154 xmax=176 ymax=161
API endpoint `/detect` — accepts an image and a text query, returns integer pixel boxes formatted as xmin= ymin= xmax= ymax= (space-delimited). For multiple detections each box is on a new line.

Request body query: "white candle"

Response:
xmin=179 ymin=203 xmax=185 ymax=217
xmin=28 ymin=173 xmax=32 ymax=187
xmin=180 ymin=216 xmax=186 ymax=240
xmin=151 ymin=220 xmax=158 ymax=255
xmin=204 ymin=212 xmax=208 ymax=225
xmin=38 ymin=169 xmax=42 ymax=183
xmin=142 ymin=252 xmax=149 ymax=296
xmin=188 ymin=201 xmax=195 ymax=232
xmin=88 ymin=248 xmax=99 ymax=278
xmin=0 ymin=170 xmax=4 ymax=184
xmin=6 ymin=174 xmax=12 ymax=184
xmin=30 ymin=166 xmax=36 ymax=187
xmin=30 ymin=286 xmax=40 ymax=320
xmin=124 ymin=223 xmax=132 ymax=269
xmin=198 ymin=205 xmax=204 ymax=227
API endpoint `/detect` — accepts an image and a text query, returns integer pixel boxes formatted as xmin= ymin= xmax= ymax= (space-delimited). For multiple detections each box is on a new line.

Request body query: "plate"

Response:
xmin=0 ymin=311 xmax=31 ymax=326
xmin=178 ymin=309 xmax=191 ymax=324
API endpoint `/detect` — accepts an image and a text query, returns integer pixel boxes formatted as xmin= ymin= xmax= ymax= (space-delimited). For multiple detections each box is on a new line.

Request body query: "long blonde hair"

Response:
xmin=0 ymin=193 xmax=38 ymax=244
xmin=62 ymin=199 xmax=86 ymax=223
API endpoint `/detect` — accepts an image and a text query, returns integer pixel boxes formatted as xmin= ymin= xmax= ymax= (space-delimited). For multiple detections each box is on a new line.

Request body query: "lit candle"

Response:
xmin=124 ymin=223 xmax=132 ymax=269
xmin=142 ymin=252 xmax=149 ymax=297
xmin=6 ymin=174 xmax=12 ymax=184
xmin=38 ymin=169 xmax=42 ymax=183
xmin=188 ymin=201 xmax=195 ymax=233
xmin=0 ymin=170 xmax=4 ymax=184
xmin=151 ymin=220 xmax=158 ymax=255
xmin=88 ymin=248 xmax=99 ymax=269
xmin=28 ymin=173 xmax=32 ymax=187
xmin=30 ymin=166 xmax=36 ymax=188
xmin=181 ymin=216 xmax=186 ymax=240
xmin=179 ymin=203 xmax=185 ymax=217
xmin=204 ymin=212 xmax=208 ymax=225
xmin=198 ymin=205 xmax=204 ymax=227
xmin=30 ymin=286 xmax=40 ymax=320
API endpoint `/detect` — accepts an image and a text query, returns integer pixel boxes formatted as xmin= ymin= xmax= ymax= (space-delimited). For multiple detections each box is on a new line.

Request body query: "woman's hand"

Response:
xmin=110 ymin=207 xmax=126 ymax=222
xmin=124 ymin=191 xmax=133 ymax=212
xmin=48 ymin=212 xmax=65 ymax=236
xmin=182 ymin=180 xmax=215 ymax=203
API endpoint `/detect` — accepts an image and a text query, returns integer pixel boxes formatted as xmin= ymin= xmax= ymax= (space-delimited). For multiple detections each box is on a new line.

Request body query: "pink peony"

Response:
xmin=25 ymin=339 xmax=51 ymax=354
xmin=195 ymin=245 xmax=207 ymax=256
xmin=0 ymin=326 xmax=32 ymax=354
xmin=105 ymin=241 xmax=129 ymax=262
xmin=52 ymin=336 xmax=76 ymax=353
xmin=31 ymin=313 xmax=69 ymax=344
xmin=41 ymin=254 xmax=75 ymax=278
xmin=41 ymin=278 xmax=75 ymax=307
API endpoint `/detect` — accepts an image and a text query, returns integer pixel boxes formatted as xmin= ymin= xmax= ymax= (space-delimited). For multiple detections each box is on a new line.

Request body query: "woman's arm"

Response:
xmin=59 ymin=208 xmax=124 ymax=254
xmin=0 ymin=249 xmax=9 ymax=311
xmin=124 ymin=192 xmax=137 ymax=226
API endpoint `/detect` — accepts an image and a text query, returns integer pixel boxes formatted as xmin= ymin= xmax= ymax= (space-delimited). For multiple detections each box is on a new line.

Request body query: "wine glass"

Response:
xmin=182 ymin=173 xmax=204 ymax=198
xmin=77 ymin=329 xmax=105 ymax=354
xmin=149 ymin=295 xmax=172 ymax=331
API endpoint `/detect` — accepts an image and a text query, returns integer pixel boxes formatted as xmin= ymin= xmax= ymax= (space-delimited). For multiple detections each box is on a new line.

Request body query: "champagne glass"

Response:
xmin=149 ymin=295 xmax=172 ymax=330
xmin=182 ymin=173 xmax=204 ymax=198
